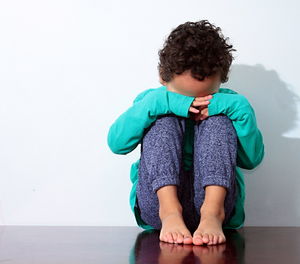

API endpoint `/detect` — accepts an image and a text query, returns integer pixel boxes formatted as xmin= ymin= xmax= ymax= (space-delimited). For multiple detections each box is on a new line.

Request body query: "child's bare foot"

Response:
xmin=193 ymin=208 xmax=226 ymax=246
xmin=159 ymin=210 xmax=193 ymax=244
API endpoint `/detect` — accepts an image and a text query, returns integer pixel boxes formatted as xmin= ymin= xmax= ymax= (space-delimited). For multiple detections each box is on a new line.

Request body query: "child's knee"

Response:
xmin=203 ymin=114 xmax=236 ymax=136
xmin=143 ymin=114 xmax=184 ymax=142
xmin=206 ymin=114 xmax=232 ymax=126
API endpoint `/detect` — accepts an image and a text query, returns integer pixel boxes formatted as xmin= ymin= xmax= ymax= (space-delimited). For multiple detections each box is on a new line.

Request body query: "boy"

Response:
xmin=107 ymin=20 xmax=264 ymax=246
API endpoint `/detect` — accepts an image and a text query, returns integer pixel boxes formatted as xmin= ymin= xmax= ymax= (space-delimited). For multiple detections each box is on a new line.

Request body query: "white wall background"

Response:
xmin=0 ymin=0 xmax=299 ymax=226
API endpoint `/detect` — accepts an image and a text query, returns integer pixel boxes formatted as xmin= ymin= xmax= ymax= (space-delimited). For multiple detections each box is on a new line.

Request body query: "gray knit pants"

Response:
xmin=135 ymin=113 xmax=238 ymax=233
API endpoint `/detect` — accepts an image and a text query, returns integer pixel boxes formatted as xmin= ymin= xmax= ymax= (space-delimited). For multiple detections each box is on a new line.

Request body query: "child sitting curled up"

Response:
xmin=107 ymin=20 xmax=264 ymax=246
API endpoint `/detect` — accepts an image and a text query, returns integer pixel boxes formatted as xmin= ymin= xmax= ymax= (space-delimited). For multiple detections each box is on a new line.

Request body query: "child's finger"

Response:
xmin=200 ymin=109 xmax=209 ymax=120
xmin=189 ymin=106 xmax=200 ymax=113
xmin=191 ymin=100 xmax=210 ymax=108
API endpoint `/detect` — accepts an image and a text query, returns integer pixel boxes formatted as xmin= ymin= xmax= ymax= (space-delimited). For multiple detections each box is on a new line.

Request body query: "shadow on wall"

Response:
xmin=226 ymin=63 xmax=300 ymax=226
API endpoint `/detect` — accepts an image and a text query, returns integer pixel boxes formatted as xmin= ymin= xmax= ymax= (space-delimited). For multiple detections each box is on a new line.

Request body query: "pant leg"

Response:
xmin=136 ymin=114 xmax=192 ymax=230
xmin=193 ymin=114 xmax=238 ymax=227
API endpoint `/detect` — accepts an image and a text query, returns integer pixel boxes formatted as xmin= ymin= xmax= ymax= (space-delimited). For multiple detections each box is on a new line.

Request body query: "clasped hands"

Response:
xmin=189 ymin=94 xmax=213 ymax=121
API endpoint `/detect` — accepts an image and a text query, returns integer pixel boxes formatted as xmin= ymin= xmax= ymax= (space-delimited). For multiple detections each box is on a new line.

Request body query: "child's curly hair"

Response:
xmin=158 ymin=20 xmax=236 ymax=83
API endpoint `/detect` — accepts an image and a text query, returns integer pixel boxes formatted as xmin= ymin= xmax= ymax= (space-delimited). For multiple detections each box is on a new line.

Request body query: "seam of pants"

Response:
xmin=201 ymin=177 xmax=231 ymax=190
xmin=151 ymin=177 xmax=180 ymax=193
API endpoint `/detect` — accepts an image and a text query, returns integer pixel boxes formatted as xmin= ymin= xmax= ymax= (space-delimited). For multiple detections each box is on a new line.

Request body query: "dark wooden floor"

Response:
xmin=0 ymin=226 xmax=299 ymax=263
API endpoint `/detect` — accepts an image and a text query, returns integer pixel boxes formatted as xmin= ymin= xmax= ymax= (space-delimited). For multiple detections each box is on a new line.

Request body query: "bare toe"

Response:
xmin=219 ymin=234 xmax=226 ymax=244
xmin=166 ymin=232 xmax=173 ymax=243
xmin=183 ymin=234 xmax=193 ymax=244
xmin=176 ymin=232 xmax=184 ymax=244
xmin=202 ymin=233 xmax=209 ymax=244
xmin=192 ymin=232 xmax=204 ymax=245
xmin=172 ymin=232 xmax=178 ymax=243
xmin=208 ymin=234 xmax=217 ymax=245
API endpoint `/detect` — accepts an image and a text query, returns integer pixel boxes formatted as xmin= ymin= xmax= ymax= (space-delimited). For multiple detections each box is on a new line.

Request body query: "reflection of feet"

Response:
xmin=159 ymin=211 xmax=193 ymax=244
xmin=193 ymin=210 xmax=226 ymax=246
xmin=159 ymin=241 xmax=193 ymax=264
xmin=192 ymin=242 xmax=227 ymax=264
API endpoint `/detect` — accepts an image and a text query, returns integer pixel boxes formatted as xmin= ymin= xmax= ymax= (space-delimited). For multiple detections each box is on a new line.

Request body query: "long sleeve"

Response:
xmin=107 ymin=86 xmax=195 ymax=154
xmin=208 ymin=91 xmax=265 ymax=170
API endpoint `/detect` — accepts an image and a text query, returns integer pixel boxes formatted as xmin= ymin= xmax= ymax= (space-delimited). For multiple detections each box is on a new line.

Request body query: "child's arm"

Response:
xmin=107 ymin=87 xmax=195 ymax=154
xmin=208 ymin=91 xmax=265 ymax=170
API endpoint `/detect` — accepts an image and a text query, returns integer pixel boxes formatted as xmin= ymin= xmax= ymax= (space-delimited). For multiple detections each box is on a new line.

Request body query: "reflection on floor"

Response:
xmin=0 ymin=226 xmax=299 ymax=263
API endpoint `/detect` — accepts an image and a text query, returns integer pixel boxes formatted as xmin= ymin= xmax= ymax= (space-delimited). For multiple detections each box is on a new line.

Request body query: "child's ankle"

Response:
xmin=200 ymin=204 xmax=225 ymax=220
xmin=159 ymin=205 xmax=183 ymax=220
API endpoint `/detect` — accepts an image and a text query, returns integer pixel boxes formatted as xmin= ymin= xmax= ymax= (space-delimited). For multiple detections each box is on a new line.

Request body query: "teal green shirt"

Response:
xmin=107 ymin=85 xmax=265 ymax=230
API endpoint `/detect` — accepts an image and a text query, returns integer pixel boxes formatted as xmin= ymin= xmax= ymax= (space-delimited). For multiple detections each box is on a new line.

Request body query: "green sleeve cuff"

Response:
xmin=166 ymin=90 xmax=195 ymax=117
xmin=208 ymin=93 xmax=222 ymax=116
xmin=208 ymin=92 xmax=251 ymax=118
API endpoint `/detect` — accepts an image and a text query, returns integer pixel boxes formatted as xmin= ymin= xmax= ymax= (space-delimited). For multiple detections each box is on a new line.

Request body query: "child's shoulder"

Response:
xmin=133 ymin=86 xmax=165 ymax=103
xmin=218 ymin=87 xmax=239 ymax=94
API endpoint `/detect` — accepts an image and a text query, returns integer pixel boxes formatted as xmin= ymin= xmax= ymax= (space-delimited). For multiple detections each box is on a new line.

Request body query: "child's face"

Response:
xmin=160 ymin=70 xmax=221 ymax=97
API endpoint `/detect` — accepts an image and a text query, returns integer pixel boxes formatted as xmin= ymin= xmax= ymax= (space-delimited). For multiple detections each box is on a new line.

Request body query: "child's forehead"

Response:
xmin=166 ymin=70 xmax=221 ymax=97
xmin=173 ymin=70 xmax=221 ymax=86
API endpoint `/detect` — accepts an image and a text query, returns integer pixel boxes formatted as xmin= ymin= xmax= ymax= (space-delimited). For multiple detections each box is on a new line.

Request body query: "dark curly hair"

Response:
xmin=158 ymin=20 xmax=237 ymax=83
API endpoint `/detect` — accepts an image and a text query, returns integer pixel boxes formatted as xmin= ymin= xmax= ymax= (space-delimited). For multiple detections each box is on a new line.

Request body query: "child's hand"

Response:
xmin=189 ymin=94 xmax=213 ymax=121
